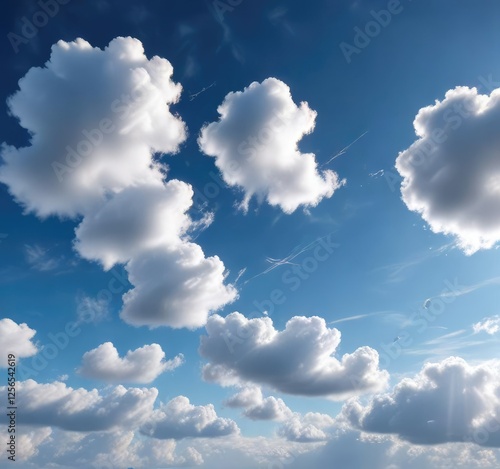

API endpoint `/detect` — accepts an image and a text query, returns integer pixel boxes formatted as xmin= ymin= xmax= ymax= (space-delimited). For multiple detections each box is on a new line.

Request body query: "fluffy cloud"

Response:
xmin=1 ymin=426 xmax=204 ymax=469
xmin=199 ymin=77 xmax=343 ymax=213
xmin=0 ymin=37 xmax=236 ymax=328
xmin=0 ymin=36 xmax=186 ymax=218
xmin=0 ymin=379 xmax=157 ymax=432
xmin=396 ymin=86 xmax=500 ymax=253
xmin=225 ymin=386 xmax=292 ymax=421
xmin=288 ymin=431 xmax=500 ymax=469
xmin=74 ymin=180 xmax=192 ymax=270
xmin=199 ymin=313 xmax=389 ymax=398
xmin=473 ymin=315 xmax=500 ymax=335
xmin=121 ymin=242 xmax=237 ymax=329
xmin=140 ymin=395 xmax=239 ymax=439
xmin=343 ymin=356 xmax=500 ymax=447
xmin=0 ymin=318 xmax=38 ymax=366
xmin=78 ymin=342 xmax=184 ymax=384
xmin=278 ymin=412 xmax=335 ymax=442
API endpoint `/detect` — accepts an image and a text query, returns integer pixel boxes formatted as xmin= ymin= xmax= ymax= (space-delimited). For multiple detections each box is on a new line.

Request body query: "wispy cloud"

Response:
xmin=24 ymin=244 xmax=60 ymax=272
xmin=473 ymin=315 xmax=500 ymax=335
xmin=189 ymin=81 xmax=216 ymax=101
xmin=329 ymin=310 xmax=392 ymax=325
xmin=424 ymin=276 xmax=500 ymax=306
xmin=321 ymin=131 xmax=368 ymax=167
xmin=405 ymin=329 xmax=495 ymax=358
xmin=243 ymin=231 xmax=337 ymax=285
xmin=233 ymin=267 xmax=247 ymax=285
xmin=376 ymin=242 xmax=454 ymax=283
xmin=422 ymin=329 xmax=467 ymax=346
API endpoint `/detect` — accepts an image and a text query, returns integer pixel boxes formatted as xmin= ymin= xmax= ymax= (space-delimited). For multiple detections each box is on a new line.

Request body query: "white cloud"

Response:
xmin=225 ymin=386 xmax=292 ymax=421
xmin=2 ymin=426 xmax=204 ymax=469
xmin=199 ymin=77 xmax=344 ymax=213
xmin=140 ymin=395 xmax=239 ymax=439
xmin=287 ymin=431 xmax=500 ymax=469
xmin=74 ymin=180 xmax=192 ymax=270
xmin=24 ymin=244 xmax=60 ymax=271
xmin=0 ymin=379 xmax=157 ymax=432
xmin=278 ymin=412 xmax=335 ymax=442
xmin=0 ymin=318 xmax=38 ymax=366
xmin=0 ymin=36 xmax=186 ymax=218
xmin=396 ymin=86 xmax=500 ymax=253
xmin=0 ymin=37 xmax=236 ymax=329
xmin=343 ymin=356 xmax=500 ymax=447
xmin=199 ymin=313 xmax=389 ymax=398
xmin=15 ymin=427 xmax=52 ymax=462
xmin=473 ymin=315 xmax=500 ymax=335
xmin=78 ymin=342 xmax=184 ymax=384
xmin=76 ymin=294 xmax=110 ymax=325
xmin=121 ymin=242 xmax=237 ymax=329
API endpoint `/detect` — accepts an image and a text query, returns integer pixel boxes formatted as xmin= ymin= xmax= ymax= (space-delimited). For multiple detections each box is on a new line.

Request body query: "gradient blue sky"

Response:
xmin=1 ymin=1 xmax=500 ymax=468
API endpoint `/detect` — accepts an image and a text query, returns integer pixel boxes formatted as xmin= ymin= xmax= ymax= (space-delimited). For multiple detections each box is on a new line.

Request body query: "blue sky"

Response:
xmin=1 ymin=0 xmax=500 ymax=468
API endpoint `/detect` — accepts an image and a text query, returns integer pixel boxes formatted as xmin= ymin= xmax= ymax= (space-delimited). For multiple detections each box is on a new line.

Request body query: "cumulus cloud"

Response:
xmin=121 ymin=242 xmax=237 ymax=329
xmin=0 ymin=36 xmax=186 ymax=218
xmin=278 ymin=412 xmax=335 ymax=442
xmin=225 ymin=386 xmax=292 ymax=421
xmin=74 ymin=180 xmax=192 ymax=270
xmin=199 ymin=313 xmax=389 ymax=398
xmin=2 ymin=426 xmax=204 ymax=468
xmin=343 ymin=356 xmax=500 ymax=447
xmin=396 ymin=86 xmax=500 ymax=253
xmin=0 ymin=37 xmax=236 ymax=329
xmin=0 ymin=379 xmax=157 ymax=432
xmin=473 ymin=315 xmax=500 ymax=335
xmin=78 ymin=342 xmax=184 ymax=384
xmin=140 ymin=395 xmax=239 ymax=439
xmin=0 ymin=318 xmax=38 ymax=366
xmin=288 ymin=431 xmax=500 ymax=469
xmin=14 ymin=427 xmax=52 ymax=462
xmin=199 ymin=77 xmax=344 ymax=213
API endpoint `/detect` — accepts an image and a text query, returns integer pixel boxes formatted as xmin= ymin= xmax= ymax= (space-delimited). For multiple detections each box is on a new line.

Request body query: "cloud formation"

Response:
xmin=0 ymin=379 xmax=157 ymax=432
xmin=2 ymin=426 xmax=204 ymax=468
xmin=79 ymin=342 xmax=184 ymax=384
xmin=225 ymin=386 xmax=292 ymax=421
xmin=473 ymin=315 xmax=500 ymax=335
xmin=0 ymin=318 xmax=38 ymax=367
xmin=343 ymin=356 xmax=500 ymax=447
xmin=200 ymin=313 xmax=389 ymax=398
xmin=121 ymin=242 xmax=236 ymax=329
xmin=396 ymin=86 xmax=500 ymax=253
xmin=140 ymin=395 xmax=239 ymax=439
xmin=0 ymin=37 xmax=236 ymax=329
xmin=0 ymin=37 xmax=186 ymax=218
xmin=199 ymin=78 xmax=343 ymax=213
xmin=278 ymin=412 xmax=335 ymax=442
